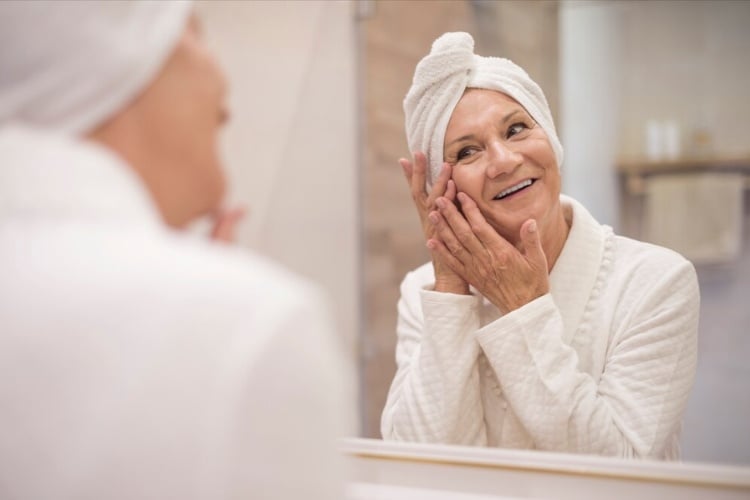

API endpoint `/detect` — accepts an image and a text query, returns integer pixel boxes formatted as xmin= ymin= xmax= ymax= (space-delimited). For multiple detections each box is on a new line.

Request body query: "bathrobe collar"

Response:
xmin=0 ymin=125 xmax=162 ymax=230
xmin=549 ymin=195 xmax=613 ymax=344
xmin=477 ymin=194 xmax=612 ymax=344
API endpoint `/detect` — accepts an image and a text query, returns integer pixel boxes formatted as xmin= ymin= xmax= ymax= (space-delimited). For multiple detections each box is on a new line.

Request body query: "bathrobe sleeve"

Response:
xmin=381 ymin=269 xmax=487 ymax=445
xmin=476 ymin=258 xmax=699 ymax=458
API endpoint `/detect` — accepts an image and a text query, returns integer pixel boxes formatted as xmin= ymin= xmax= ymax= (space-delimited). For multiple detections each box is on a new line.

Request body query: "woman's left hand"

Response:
xmin=427 ymin=192 xmax=550 ymax=312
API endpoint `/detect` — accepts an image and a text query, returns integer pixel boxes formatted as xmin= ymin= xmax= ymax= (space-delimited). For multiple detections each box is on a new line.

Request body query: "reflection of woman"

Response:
xmin=381 ymin=32 xmax=699 ymax=459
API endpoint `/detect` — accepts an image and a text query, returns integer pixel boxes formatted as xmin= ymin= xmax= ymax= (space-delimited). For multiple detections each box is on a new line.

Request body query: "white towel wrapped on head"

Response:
xmin=403 ymin=32 xmax=563 ymax=186
xmin=0 ymin=0 xmax=192 ymax=135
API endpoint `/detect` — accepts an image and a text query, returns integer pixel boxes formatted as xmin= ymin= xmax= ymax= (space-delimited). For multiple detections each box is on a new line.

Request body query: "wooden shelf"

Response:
xmin=617 ymin=156 xmax=750 ymax=175
xmin=617 ymin=157 xmax=750 ymax=195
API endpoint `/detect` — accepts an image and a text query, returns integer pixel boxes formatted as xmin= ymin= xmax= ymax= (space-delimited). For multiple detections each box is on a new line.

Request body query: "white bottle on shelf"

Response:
xmin=663 ymin=120 xmax=681 ymax=161
xmin=645 ymin=120 xmax=664 ymax=161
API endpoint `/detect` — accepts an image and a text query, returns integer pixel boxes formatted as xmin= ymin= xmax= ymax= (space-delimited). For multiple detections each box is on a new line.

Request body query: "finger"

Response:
xmin=520 ymin=219 xmax=548 ymax=271
xmin=410 ymin=151 xmax=428 ymax=202
xmin=435 ymin=196 xmax=485 ymax=255
xmin=210 ymin=207 xmax=245 ymax=242
xmin=445 ymin=179 xmax=457 ymax=202
xmin=399 ymin=156 xmax=416 ymax=184
xmin=430 ymin=206 xmax=478 ymax=262
xmin=426 ymin=162 xmax=451 ymax=206
xmin=426 ymin=237 xmax=465 ymax=276
xmin=211 ymin=206 xmax=246 ymax=243
xmin=456 ymin=192 xmax=511 ymax=250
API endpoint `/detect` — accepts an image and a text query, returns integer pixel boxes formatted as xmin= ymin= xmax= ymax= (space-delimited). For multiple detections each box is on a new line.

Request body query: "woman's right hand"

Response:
xmin=400 ymin=152 xmax=469 ymax=295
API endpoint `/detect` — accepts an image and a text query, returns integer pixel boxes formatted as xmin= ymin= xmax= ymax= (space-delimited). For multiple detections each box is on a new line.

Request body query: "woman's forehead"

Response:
xmin=460 ymin=88 xmax=522 ymax=108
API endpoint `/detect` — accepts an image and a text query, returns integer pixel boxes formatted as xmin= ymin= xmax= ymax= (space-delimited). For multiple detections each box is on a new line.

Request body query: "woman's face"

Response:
xmin=133 ymin=14 xmax=229 ymax=226
xmin=443 ymin=89 xmax=561 ymax=243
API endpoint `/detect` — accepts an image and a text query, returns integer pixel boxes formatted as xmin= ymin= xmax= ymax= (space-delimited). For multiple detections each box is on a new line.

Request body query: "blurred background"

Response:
xmin=196 ymin=0 xmax=750 ymax=465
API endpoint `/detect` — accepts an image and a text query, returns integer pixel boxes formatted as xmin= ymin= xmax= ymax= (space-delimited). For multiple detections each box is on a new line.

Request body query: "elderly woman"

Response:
xmin=381 ymin=32 xmax=699 ymax=459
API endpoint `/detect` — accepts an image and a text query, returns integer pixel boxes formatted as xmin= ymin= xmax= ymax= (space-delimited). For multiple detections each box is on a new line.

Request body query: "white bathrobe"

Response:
xmin=381 ymin=195 xmax=699 ymax=459
xmin=0 ymin=126 xmax=350 ymax=499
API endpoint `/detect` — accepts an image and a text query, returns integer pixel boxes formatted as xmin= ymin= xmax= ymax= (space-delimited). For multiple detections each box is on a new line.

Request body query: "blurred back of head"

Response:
xmin=0 ymin=0 xmax=230 ymax=227
xmin=0 ymin=0 xmax=192 ymax=135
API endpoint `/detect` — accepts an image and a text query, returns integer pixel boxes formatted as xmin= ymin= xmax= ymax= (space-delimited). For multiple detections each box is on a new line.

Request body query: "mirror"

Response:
xmin=197 ymin=0 xmax=748 ymax=471
xmin=360 ymin=0 xmax=750 ymax=466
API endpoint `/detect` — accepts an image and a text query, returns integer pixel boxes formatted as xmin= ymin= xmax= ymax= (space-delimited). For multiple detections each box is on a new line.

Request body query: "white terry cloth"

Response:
xmin=403 ymin=32 xmax=563 ymax=185
xmin=381 ymin=195 xmax=699 ymax=459
xmin=0 ymin=0 xmax=192 ymax=135
xmin=0 ymin=125 xmax=353 ymax=499
xmin=645 ymin=172 xmax=745 ymax=265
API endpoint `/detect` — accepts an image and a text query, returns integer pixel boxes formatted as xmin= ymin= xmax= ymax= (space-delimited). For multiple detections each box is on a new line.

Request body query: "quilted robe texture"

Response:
xmin=382 ymin=196 xmax=699 ymax=459
xmin=0 ymin=126 xmax=350 ymax=499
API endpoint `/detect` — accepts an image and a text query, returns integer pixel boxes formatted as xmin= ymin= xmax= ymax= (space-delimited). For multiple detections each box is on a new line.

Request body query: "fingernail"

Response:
xmin=528 ymin=220 xmax=537 ymax=233
xmin=428 ymin=212 xmax=439 ymax=224
xmin=426 ymin=240 xmax=435 ymax=250
xmin=435 ymin=198 xmax=446 ymax=209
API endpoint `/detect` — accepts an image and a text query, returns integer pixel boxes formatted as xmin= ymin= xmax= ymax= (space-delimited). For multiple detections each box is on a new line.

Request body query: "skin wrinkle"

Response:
xmin=422 ymin=89 xmax=571 ymax=313
xmin=444 ymin=89 xmax=568 ymax=252
xmin=445 ymin=109 xmax=524 ymax=153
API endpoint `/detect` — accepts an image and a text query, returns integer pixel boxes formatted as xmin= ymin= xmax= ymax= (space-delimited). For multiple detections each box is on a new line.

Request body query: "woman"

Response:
xmin=381 ymin=32 xmax=699 ymax=459
xmin=0 ymin=2 xmax=348 ymax=498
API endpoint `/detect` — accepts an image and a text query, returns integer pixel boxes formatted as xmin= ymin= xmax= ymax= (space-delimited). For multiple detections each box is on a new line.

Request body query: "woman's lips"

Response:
xmin=493 ymin=179 xmax=535 ymax=200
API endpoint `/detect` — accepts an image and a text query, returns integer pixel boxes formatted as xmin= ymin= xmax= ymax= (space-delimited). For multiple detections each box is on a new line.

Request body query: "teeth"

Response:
xmin=494 ymin=179 xmax=533 ymax=200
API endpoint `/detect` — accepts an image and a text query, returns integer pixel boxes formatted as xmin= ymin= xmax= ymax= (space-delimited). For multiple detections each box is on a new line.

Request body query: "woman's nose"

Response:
xmin=485 ymin=141 xmax=522 ymax=178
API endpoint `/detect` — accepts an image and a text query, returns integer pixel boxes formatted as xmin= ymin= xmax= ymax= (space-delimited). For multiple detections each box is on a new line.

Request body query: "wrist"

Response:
xmin=434 ymin=278 xmax=470 ymax=295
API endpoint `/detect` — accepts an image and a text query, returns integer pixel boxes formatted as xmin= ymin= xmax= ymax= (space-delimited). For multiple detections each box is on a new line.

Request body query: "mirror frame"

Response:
xmin=341 ymin=438 xmax=750 ymax=499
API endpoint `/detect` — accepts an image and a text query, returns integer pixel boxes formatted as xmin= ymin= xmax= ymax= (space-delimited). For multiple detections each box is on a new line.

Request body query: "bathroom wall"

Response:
xmin=617 ymin=1 xmax=750 ymax=161
xmin=195 ymin=1 xmax=360 ymax=357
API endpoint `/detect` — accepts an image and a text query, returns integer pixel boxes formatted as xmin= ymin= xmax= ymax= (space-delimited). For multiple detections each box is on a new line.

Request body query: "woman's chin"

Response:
xmin=486 ymin=218 xmax=525 ymax=245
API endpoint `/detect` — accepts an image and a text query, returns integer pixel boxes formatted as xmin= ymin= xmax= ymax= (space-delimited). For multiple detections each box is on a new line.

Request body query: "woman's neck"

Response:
xmin=543 ymin=202 xmax=573 ymax=272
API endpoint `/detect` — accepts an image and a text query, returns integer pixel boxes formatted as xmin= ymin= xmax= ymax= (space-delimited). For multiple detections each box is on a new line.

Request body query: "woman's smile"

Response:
xmin=491 ymin=178 xmax=536 ymax=201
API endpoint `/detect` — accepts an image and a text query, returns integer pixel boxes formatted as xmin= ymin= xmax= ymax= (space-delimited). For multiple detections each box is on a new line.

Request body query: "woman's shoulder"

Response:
xmin=613 ymin=233 xmax=694 ymax=272
xmin=609 ymin=234 xmax=698 ymax=300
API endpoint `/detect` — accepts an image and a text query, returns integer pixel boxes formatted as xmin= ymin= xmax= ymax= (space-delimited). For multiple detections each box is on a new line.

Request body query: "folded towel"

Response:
xmin=403 ymin=32 xmax=563 ymax=185
xmin=0 ymin=1 xmax=191 ymax=135
xmin=645 ymin=172 xmax=744 ymax=264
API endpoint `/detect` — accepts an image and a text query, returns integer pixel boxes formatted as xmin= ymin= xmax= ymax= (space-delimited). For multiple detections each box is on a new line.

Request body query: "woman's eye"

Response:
xmin=507 ymin=122 xmax=528 ymax=138
xmin=456 ymin=147 xmax=475 ymax=161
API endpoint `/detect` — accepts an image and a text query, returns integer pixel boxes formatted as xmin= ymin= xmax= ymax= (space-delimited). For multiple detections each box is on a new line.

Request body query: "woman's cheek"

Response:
xmin=454 ymin=175 xmax=482 ymax=197
xmin=451 ymin=169 xmax=476 ymax=196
